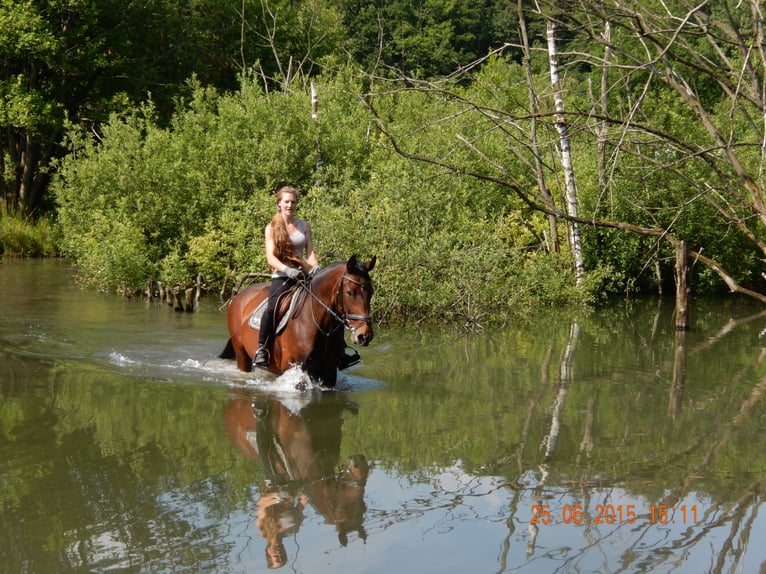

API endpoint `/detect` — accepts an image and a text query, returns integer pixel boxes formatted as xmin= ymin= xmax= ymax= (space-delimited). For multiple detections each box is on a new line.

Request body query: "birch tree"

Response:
xmin=546 ymin=19 xmax=585 ymax=283
xmin=545 ymin=0 xmax=766 ymax=298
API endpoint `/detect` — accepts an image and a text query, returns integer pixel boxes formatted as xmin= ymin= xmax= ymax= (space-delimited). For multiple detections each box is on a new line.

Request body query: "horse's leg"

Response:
xmin=238 ymin=350 xmax=253 ymax=372
xmin=219 ymin=338 xmax=235 ymax=360
xmin=270 ymin=338 xmax=289 ymax=376
xmin=319 ymin=331 xmax=347 ymax=387
xmin=319 ymin=364 xmax=338 ymax=387
xmin=218 ymin=332 xmax=253 ymax=371
xmin=231 ymin=336 xmax=253 ymax=372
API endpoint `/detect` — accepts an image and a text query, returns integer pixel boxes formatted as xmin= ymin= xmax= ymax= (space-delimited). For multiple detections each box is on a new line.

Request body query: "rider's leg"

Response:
xmin=255 ymin=277 xmax=290 ymax=367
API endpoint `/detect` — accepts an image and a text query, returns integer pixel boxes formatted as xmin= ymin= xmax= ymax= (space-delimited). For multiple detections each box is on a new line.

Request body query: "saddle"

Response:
xmin=248 ymin=286 xmax=307 ymax=335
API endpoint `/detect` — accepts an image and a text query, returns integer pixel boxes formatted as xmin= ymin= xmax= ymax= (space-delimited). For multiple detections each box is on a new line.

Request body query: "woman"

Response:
xmin=254 ymin=185 xmax=319 ymax=367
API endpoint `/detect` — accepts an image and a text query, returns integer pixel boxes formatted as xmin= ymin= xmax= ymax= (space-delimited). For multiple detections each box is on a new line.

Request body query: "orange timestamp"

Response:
xmin=531 ymin=503 xmax=699 ymax=526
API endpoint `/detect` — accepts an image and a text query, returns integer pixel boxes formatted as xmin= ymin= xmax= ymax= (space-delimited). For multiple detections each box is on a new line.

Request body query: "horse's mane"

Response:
xmin=315 ymin=257 xmax=371 ymax=283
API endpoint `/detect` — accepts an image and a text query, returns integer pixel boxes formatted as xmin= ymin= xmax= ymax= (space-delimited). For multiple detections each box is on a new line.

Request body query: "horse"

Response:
xmin=220 ymin=255 xmax=375 ymax=386
xmin=223 ymin=392 xmax=369 ymax=560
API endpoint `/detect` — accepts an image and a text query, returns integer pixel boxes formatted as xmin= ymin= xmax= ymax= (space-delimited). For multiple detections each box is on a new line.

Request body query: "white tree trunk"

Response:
xmin=547 ymin=20 xmax=585 ymax=283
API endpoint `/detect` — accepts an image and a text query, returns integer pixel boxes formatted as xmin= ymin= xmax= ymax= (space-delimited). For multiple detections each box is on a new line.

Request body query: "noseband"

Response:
xmin=337 ymin=274 xmax=373 ymax=329
xmin=300 ymin=271 xmax=372 ymax=336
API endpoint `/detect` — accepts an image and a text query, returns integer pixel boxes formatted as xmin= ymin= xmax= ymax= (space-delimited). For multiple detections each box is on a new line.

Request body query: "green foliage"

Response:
xmin=54 ymin=78 xmax=335 ymax=292
xmin=0 ymin=213 xmax=58 ymax=257
xmin=336 ymin=0 xmax=518 ymax=77
xmin=53 ymin=70 xmax=607 ymax=323
xmin=46 ymin=0 xmax=766 ymax=322
xmin=0 ymin=0 xmax=350 ymax=216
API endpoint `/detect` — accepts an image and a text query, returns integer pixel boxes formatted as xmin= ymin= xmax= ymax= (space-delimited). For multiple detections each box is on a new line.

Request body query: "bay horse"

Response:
xmin=223 ymin=392 xmax=369 ymax=559
xmin=220 ymin=255 xmax=375 ymax=386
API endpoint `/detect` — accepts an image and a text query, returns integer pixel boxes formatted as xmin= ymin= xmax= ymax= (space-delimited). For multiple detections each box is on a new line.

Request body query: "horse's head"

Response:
xmin=304 ymin=453 xmax=369 ymax=547
xmin=338 ymin=255 xmax=376 ymax=347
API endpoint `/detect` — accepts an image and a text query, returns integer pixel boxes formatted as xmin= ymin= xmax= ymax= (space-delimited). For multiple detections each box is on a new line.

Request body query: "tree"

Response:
xmin=546 ymin=19 xmax=583 ymax=283
xmin=335 ymin=0 xmax=518 ymax=77
xmin=0 ymin=0 xmax=209 ymax=216
xmin=550 ymin=0 xmax=766 ymax=300
xmin=362 ymin=0 xmax=766 ymax=306
xmin=1 ymin=0 xmax=61 ymax=215
xmin=0 ymin=0 xmax=347 ymax=217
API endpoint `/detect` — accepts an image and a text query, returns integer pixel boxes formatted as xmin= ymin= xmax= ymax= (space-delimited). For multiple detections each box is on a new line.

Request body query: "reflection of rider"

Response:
xmin=255 ymin=185 xmax=319 ymax=368
xmin=256 ymin=489 xmax=307 ymax=569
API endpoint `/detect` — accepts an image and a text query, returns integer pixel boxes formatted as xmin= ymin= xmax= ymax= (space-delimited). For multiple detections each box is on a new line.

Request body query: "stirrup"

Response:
xmin=254 ymin=346 xmax=270 ymax=367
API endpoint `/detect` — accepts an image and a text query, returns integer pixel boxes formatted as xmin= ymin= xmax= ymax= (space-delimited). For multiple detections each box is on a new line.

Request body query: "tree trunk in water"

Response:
xmin=669 ymin=329 xmax=686 ymax=420
xmin=675 ymin=240 xmax=689 ymax=330
xmin=546 ymin=20 xmax=585 ymax=283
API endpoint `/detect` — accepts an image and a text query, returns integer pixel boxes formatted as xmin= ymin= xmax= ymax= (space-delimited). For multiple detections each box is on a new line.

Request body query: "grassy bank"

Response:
xmin=0 ymin=214 xmax=59 ymax=257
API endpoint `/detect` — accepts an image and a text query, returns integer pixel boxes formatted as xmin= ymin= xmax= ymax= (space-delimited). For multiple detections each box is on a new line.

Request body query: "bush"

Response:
xmin=50 ymin=71 xmax=619 ymax=324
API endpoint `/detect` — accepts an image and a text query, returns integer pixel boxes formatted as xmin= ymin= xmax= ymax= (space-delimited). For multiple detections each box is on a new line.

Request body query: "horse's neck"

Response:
xmin=310 ymin=268 xmax=342 ymax=310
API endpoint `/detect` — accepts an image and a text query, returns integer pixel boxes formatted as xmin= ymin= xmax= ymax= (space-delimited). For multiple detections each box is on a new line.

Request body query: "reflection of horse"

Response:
xmin=220 ymin=256 xmax=375 ymax=386
xmin=223 ymin=392 xmax=369 ymax=567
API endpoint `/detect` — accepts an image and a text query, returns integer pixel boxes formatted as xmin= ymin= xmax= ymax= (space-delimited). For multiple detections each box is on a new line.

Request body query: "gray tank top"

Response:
xmin=272 ymin=219 xmax=307 ymax=278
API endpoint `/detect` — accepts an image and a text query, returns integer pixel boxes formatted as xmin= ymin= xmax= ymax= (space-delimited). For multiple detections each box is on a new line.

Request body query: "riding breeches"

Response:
xmin=258 ymin=276 xmax=296 ymax=347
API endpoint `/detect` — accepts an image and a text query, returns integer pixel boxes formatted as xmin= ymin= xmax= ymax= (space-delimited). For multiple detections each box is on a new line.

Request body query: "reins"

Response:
xmin=296 ymin=270 xmax=372 ymax=337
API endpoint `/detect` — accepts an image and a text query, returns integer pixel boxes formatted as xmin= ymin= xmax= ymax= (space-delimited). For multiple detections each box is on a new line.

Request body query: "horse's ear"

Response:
xmin=347 ymin=255 xmax=358 ymax=272
xmin=366 ymin=255 xmax=376 ymax=272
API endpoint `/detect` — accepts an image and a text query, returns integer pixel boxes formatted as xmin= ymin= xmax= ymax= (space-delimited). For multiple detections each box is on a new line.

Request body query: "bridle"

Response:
xmin=299 ymin=271 xmax=372 ymax=337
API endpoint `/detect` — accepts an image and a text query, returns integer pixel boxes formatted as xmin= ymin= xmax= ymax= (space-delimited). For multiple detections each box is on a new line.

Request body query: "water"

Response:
xmin=2 ymin=259 xmax=766 ymax=573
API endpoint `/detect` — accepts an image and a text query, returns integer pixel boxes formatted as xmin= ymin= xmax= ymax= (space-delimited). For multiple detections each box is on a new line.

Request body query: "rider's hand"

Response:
xmin=309 ymin=264 xmax=320 ymax=277
xmin=283 ymin=266 xmax=301 ymax=279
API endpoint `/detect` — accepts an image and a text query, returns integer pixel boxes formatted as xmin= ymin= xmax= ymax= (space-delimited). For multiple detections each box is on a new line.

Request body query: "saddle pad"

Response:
xmin=247 ymin=299 xmax=268 ymax=330
xmin=248 ymin=289 xmax=304 ymax=334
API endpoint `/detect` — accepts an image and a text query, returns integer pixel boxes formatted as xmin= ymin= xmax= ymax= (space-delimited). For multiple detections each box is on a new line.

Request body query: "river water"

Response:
xmin=1 ymin=258 xmax=765 ymax=573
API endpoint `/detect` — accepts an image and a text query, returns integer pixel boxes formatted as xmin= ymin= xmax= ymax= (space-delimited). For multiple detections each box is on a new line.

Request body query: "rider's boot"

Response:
xmin=254 ymin=346 xmax=270 ymax=368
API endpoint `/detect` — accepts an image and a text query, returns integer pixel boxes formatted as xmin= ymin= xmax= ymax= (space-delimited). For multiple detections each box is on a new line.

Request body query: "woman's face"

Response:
xmin=278 ymin=192 xmax=297 ymax=217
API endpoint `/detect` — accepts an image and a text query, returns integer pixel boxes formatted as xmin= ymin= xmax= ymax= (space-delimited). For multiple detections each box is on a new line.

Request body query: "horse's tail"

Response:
xmin=219 ymin=338 xmax=236 ymax=359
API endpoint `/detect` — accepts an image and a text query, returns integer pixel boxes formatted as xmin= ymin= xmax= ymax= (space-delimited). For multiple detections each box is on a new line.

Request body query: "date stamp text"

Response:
xmin=531 ymin=503 xmax=699 ymax=526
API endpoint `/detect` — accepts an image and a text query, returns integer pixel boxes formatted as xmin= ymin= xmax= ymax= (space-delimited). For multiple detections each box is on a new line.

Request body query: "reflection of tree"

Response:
xmin=525 ymin=321 xmax=581 ymax=557
xmin=506 ymin=305 xmax=766 ymax=568
xmin=668 ymin=329 xmax=686 ymax=420
xmin=662 ymin=376 xmax=766 ymax=508
xmin=224 ymin=392 xmax=369 ymax=568
xmin=626 ymin=308 xmax=766 ymax=569
xmin=0 ymin=369 xmax=240 ymax=573
xmin=668 ymin=307 xmax=766 ymax=419
xmin=544 ymin=322 xmax=579 ymax=459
